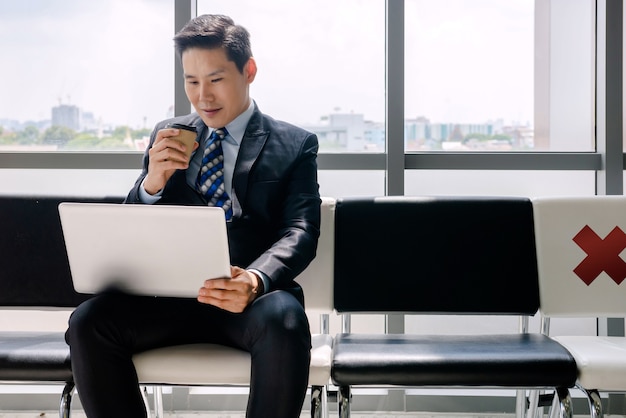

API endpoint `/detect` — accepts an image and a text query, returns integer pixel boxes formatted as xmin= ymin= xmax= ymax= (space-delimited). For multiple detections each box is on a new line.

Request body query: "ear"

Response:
xmin=245 ymin=57 xmax=257 ymax=83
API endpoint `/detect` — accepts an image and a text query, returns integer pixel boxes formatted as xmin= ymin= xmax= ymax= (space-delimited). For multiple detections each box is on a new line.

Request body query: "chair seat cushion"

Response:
xmin=0 ymin=332 xmax=72 ymax=381
xmin=553 ymin=335 xmax=626 ymax=391
xmin=134 ymin=333 xmax=332 ymax=386
xmin=331 ymin=333 xmax=577 ymax=388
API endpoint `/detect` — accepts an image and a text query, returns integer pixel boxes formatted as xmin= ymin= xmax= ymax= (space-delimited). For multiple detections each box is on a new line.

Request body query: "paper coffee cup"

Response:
xmin=167 ymin=123 xmax=197 ymax=160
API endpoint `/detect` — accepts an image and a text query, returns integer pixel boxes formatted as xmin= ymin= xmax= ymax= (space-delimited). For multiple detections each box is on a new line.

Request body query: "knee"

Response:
xmin=253 ymin=292 xmax=311 ymax=346
xmin=65 ymin=294 xmax=121 ymax=346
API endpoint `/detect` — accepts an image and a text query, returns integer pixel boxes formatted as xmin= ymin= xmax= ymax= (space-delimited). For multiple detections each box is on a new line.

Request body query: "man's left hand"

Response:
xmin=197 ymin=266 xmax=261 ymax=312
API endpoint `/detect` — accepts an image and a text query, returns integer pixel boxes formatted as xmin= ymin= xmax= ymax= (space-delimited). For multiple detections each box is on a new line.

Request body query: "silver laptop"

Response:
xmin=58 ymin=202 xmax=231 ymax=298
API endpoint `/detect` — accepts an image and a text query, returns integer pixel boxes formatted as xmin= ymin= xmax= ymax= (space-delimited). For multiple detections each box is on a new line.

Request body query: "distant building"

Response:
xmin=303 ymin=112 xmax=384 ymax=152
xmin=406 ymin=117 xmax=500 ymax=142
xmin=52 ymin=104 xmax=80 ymax=131
xmin=81 ymin=111 xmax=98 ymax=132
xmin=308 ymin=111 xmax=531 ymax=152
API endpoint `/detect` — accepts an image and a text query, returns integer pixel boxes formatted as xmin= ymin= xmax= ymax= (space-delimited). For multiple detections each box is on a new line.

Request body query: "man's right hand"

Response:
xmin=143 ymin=127 xmax=199 ymax=195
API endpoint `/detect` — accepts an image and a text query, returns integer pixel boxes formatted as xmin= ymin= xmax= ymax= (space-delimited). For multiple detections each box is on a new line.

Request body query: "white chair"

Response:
xmin=533 ymin=195 xmax=626 ymax=418
xmin=133 ymin=197 xmax=336 ymax=418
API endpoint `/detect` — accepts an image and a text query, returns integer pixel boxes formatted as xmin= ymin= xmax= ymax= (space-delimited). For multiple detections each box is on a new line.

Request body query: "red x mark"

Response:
xmin=573 ymin=225 xmax=626 ymax=285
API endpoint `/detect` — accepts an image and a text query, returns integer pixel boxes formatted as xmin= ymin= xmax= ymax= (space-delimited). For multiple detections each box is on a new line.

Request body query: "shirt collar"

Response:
xmin=222 ymin=100 xmax=255 ymax=145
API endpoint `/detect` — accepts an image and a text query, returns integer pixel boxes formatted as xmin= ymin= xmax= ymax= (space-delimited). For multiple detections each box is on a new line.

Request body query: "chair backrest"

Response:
xmin=0 ymin=194 xmax=335 ymax=311
xmin=533 ymin=195 xmax=626 ymax=317
xmin=296 ymin=197 xmax=335 ymax=311
xmin=0 ymin=194 xmax=124 ymax=308
xmin=333 ymin=196 xmax=539 ymax=315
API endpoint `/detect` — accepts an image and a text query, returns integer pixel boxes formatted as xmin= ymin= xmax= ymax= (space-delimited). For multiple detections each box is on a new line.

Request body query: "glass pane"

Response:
xmin=0 ymin=169 xmax=140 ymax=196
xmin=405 ymin=170 xmax=595 ymax=196
xmin=0 ymin=0 xmax=173 ymax=152
xmin=196 ymin=0 xmax=386 ymax=153
xmin=405 ymin=0 xmax=534 ymax=151
xmin=318 ymin=170 xmax=385 ymax=198
xmin=536 ymin=0 xmax=595 ymax=151
xmin=405 ymin=0 xmax=594 ymax=152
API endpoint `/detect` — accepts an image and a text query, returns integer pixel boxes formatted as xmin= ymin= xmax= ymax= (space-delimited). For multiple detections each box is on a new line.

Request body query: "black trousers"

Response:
xmin=65 ymin=290 xmax=311 ymax=418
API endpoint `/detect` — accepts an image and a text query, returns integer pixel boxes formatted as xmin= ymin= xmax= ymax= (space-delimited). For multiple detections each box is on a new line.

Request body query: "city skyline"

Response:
xmin=0 ymin=100 xmax=533 ymax=154
xmin=0 ymin=99 xmax=532 ymax=133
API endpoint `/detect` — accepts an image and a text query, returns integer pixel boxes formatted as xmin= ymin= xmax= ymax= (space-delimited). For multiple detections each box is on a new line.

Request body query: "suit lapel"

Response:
xmin=232 ymin=107 xmax=268 ymax=217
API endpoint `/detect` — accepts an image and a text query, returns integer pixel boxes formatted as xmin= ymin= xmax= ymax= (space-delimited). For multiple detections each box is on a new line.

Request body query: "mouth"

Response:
xmin=201 ymin=107 xmax=221 ymax=118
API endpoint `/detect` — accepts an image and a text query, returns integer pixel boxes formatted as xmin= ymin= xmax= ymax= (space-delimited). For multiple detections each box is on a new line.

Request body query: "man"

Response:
xmin=65 ymin=14 xmax=321 ymax=418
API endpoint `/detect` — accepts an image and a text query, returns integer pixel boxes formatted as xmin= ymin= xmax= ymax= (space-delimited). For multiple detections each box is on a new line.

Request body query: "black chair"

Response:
xmin=0 ymin=194 xmax=124 ymax=417
xmin=330 ymin=196 xmax=577 ymax=418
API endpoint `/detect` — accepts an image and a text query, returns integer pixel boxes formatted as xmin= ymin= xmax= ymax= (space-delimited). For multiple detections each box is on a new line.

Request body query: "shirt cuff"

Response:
xmin=138 ymin=178 xmax=163 ymax=204
xmin=247 ymin=269 xmax=269 ymax=295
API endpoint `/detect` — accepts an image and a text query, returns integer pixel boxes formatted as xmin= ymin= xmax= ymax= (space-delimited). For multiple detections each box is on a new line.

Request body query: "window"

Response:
xmin=196 ymin=0 xmax=386 ymax=153
xmin=0 ymin=0 xmax=174 ymax=152
xmin=405 ymin=0 xmax=534 ymax=151
xmin=404 ymin=0 xmax=595 ymax=152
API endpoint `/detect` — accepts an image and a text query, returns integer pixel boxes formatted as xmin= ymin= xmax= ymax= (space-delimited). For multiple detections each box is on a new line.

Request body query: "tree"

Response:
xmin=64 ymin=132 xmax=100 ymax=149
xmin=42 ymin=125 xmax=76 ymax=147
xmin=14 ymin=125 xmax=41 ymax=145
xmin=132 ymin=127 xmax=152 ymax=138
xmin=492 ymin=133 xmax=512 ymax=142
xmin=98 ymin=137 xmax=133 ymax=150
xmin=111 ymin=125 xmax=131 ymax=140
xmin=463 ymin=133 xmax=489 ymax=143
xmin=0 ymin=130 xmax=14 ymax=145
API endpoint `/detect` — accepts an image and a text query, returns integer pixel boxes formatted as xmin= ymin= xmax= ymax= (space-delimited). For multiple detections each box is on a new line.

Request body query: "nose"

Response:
xmin=199 ymin=82 xmax=214 ymax=102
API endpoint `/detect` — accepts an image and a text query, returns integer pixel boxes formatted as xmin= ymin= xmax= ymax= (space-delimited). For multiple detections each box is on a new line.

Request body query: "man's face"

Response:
xmin=182 ymin=47 xmax=256 ymax=129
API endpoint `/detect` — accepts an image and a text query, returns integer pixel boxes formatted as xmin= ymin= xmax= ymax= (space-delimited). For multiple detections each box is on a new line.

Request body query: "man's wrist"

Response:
xmin=254 ymin=276 xmax=264 ymax=294
xmin=143 ymin=177 xmax=163 ymax=196
xmin=139 ymin=178 xmax=163 ymax=204
xmin=248 ymin=269 xmax=268 ymax=295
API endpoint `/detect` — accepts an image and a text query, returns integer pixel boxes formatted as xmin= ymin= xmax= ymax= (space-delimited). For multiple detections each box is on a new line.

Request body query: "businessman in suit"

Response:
xmin=65 ymin=14 xmax=321 ymax=418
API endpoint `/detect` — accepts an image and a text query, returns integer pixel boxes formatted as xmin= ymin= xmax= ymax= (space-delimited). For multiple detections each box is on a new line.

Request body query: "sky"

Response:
xmin=0 ymin=0 xmax=534 ymax=129
xmin=0 ymin=0 xmax=173 ymax=128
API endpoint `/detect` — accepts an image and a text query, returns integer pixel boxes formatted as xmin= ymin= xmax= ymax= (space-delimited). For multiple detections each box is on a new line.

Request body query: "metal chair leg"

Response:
xmin=141 ymin=386 xmax=152 ymax=418
xmin=153 ymin=386 xmax=164 ymax=418
xmin=527 ymin=389 xmax=541 ymax=418
xmin=311 ymin=385 xmax=323 ymax=418
xmin=516 ymin=389 xmax=526 ymax=418
xmin=553 ymin=386 xmax=573 ymax=418
xmin=582 ymin=388 xmax=602 ymax=418
xmin=59 ymin=381 xmax=74 ymax=418
xmin=338 ymin=386 xmax=350 ymax=418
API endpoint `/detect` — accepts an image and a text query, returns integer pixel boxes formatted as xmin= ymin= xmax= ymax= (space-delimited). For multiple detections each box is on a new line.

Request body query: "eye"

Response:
xmin=211 ymin=78 xmax=223 ymax=83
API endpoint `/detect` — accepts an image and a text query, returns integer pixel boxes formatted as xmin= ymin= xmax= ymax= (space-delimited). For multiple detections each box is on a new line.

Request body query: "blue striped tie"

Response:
xmin=196 ymin=128 xmax=233 ymax=220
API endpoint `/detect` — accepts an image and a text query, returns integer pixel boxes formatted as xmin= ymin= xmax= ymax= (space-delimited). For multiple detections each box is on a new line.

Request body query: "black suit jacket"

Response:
xmin=125 ymin=104 xmax=321 ymax=305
